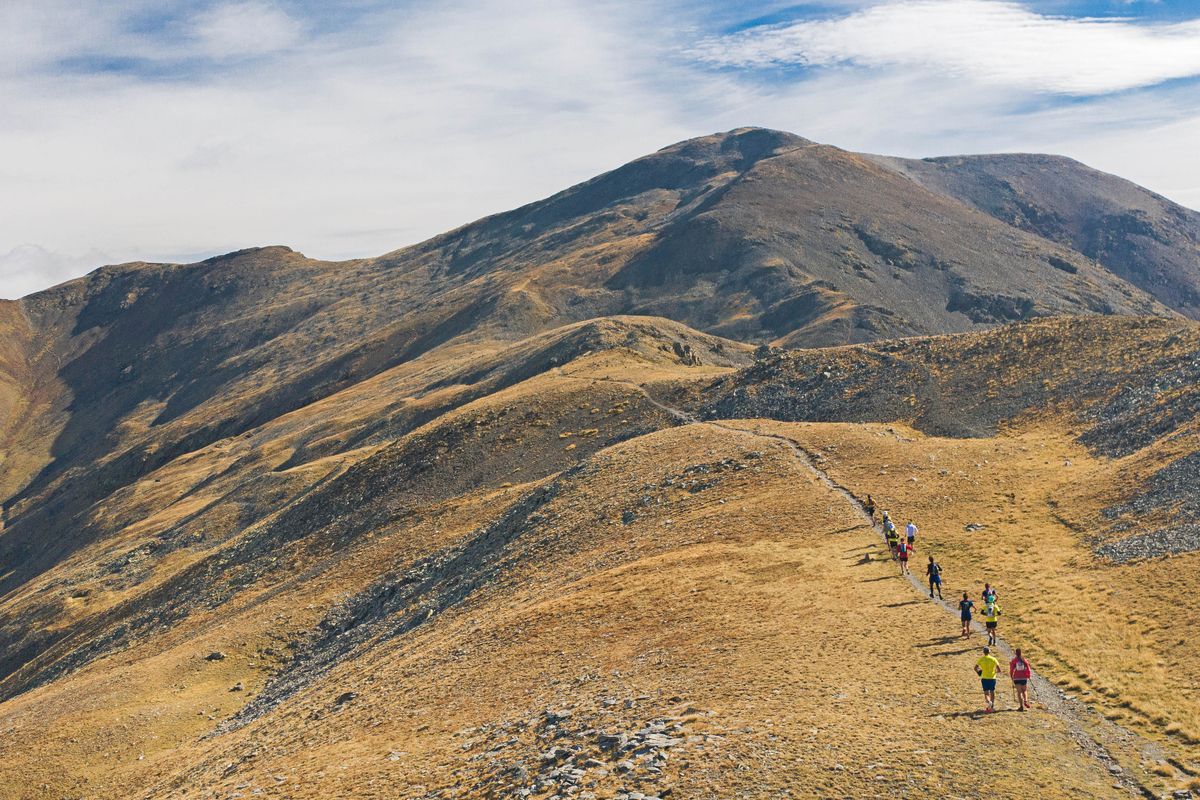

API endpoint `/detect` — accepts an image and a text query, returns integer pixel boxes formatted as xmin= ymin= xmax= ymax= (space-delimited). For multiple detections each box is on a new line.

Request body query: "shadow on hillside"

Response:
xmin=914 ymin=635 xmax=963 ymax=648
xmin=936 ymin=708 xmax=1022 ymax=719
xmin=929 ymin=646 xmax=978 ymax=657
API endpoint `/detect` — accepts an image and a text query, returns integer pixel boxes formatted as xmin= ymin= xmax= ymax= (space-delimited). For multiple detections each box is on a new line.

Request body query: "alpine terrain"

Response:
xmin=1 ymin=128 xmax=1199 ymax=799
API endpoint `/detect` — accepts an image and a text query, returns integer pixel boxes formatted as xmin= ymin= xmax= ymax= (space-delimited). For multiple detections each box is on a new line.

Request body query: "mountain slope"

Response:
xmin=2 ymin=128 xmax=1200 ymax=798
xmin=2 ymin=316 xmax=1199 ymax=799
xmin=5 ymin=127 xmax=1185 ymax=599
xmin=874 ymin=152 xmax=1200 ymax=317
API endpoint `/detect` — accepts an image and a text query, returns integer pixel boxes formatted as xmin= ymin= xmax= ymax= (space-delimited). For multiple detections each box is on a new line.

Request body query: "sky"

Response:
xmin=2 ymin=0 xmax=1200 ymax=299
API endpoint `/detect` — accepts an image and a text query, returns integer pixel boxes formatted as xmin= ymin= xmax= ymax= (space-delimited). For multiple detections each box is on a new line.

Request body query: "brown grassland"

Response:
xmin=1 ymin=324 xmax=1198 ymax=799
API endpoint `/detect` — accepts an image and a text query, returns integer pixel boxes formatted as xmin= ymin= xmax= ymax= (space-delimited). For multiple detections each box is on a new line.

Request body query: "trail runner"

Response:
xmin=982 ymin=583 xmax=997 ymax=605
xmin=975 ymin=646 xmax=1003 ymax=713
xmin=926 ymin=556 xmax=943 ymax=599
xmin=959 ymin=593 xmax=974 ymax=638
xmin=1009 ymin=648 xmax=1033 ymax=711
xmin=983 ymin=601 xmax=1002 ymax=646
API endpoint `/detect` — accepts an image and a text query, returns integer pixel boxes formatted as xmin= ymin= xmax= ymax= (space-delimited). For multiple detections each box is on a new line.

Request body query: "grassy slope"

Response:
xmin=778 ymin=420 xmax=1200 ymax=748
xmin=1 ymin=328 xmax=1198 ymax=798
xmin=0 ymin=420 xmax=1137 ymax=800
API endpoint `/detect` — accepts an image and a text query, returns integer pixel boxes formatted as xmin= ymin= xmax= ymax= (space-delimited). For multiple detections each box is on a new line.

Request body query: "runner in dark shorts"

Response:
xmin=1010 ymin=648 xmax=1033 ymax=711
xmin=897 ymin=539 xmax=911 ymax=574
xmin=926 ymin=556 xmax=943 ymax=599
xmin=958 ymin=593 xmax=974 ymax=638
xmin=983 ymin=602 xmax=1001 ymax=646
xmin=975 ymin=647 xmax=1002 ymax=713
xmin=883 ymin=514 xmax=899 ymax=559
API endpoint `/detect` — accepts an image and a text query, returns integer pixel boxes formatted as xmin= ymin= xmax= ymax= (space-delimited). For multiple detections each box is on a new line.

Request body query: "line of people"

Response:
xmin=864 ymin=494 xmax=1035 ymax=714
xmin=876 ymin=506 xmax=918 ymax=575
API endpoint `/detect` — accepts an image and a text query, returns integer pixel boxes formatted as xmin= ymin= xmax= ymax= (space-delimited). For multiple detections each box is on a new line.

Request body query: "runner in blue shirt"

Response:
xmin=958 ymin=593 xmax=974 ymax=638
xmin=926 ymin=556 xmax=943 ymax=599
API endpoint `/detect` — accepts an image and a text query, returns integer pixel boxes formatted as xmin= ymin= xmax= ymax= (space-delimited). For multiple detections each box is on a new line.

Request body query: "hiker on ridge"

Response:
xmin=958 ymin=592 xmax=974 ymax=638
xmin=906 ymin=520 xmax=917 ymax=548
xmin=864 ymin=494 xmax=877 ymax=521
xmin=975 ymin=646 xmax=1003 ymax=713
xmin=926 ymin=555 xmax=943 ymax=599
xmin=896 ymin=537 xmax=911 ymax=574
xmin=1010 ymin=648 xmax=1033 ymax=711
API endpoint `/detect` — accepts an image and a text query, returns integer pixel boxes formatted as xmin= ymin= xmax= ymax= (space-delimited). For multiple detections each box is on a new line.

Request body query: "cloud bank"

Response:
xmin=693 ymin=0 xmax=1200 ymax=94
xmin=1 ymin=0 xmax=1199 ymax=299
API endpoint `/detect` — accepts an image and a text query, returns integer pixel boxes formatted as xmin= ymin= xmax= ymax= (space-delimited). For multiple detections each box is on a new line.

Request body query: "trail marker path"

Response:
xmin=566 ymin=370 xmax=1167 ymax=798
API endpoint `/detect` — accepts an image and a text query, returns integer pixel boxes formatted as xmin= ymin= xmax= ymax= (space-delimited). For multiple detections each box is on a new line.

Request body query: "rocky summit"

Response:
xmin=0 ymin=129 xmax=1199 ymax=799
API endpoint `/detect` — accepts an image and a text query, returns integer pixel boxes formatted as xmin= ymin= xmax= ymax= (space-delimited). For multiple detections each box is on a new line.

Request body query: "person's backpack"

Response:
xmin=929 ymin=561 xmax=940 ymax=577
xmin=1012 ymin=659 xmax=1030 ymax=679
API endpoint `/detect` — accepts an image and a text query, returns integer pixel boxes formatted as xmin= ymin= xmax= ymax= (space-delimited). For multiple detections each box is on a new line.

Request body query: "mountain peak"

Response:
xmin=3 ymin=128 xmax=1200 ymax=798
xmin=656 ymin=126 xmax=814 ymax=160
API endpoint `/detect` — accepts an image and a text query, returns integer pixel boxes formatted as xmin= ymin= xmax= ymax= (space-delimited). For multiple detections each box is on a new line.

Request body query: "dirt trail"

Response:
xmin=731 ymin=421 xmax=1164 ymax=798
xmin=567 ymin=370 xmax=1163 ymax=798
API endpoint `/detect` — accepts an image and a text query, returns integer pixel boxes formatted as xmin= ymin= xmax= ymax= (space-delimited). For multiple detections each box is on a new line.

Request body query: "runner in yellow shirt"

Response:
xmin=974 ymin=646 xmax=1003 ymax=713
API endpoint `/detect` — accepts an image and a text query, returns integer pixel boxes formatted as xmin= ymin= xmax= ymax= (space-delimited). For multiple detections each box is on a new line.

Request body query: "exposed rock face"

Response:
xmin=874 ymin=152 xmax=1200 ymax=318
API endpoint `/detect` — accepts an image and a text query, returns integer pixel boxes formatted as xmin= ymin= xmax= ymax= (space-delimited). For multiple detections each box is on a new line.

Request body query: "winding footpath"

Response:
xmin=567 ymin=369 xmax=1166 ymax=798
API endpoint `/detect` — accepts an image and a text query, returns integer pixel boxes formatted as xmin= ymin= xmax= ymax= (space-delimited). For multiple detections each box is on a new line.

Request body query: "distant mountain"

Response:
xmin=874 ymin=151 xmax=1200 ymax=318
xmin=2 ymin=127 xmax=1194 ymax=595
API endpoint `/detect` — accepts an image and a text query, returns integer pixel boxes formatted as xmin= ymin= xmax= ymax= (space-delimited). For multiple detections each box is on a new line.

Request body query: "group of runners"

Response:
xmin=866 ymin=496 xmax=919 ymax=575
xmin=864 ymin=494 xmax=1035 ymax=714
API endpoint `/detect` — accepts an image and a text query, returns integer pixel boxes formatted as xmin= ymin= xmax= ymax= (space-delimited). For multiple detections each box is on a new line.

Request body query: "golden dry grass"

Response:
xmin=757 ymin=420 xmax=1200 ymax=762
xmin=1 ymin=324 xmax=1197 ymax=798
xmin=0 ymin=420 xmax=1169 ymax=799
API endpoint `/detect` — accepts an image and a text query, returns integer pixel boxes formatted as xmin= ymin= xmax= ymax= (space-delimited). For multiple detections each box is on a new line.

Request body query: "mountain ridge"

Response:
xmin=2 ymin=128 xmax=1200 ymax=798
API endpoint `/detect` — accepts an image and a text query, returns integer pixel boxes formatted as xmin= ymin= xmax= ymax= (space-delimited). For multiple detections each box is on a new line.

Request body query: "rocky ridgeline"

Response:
xmin=703 ymin=319 xmax=1200 ymax=562
xmin=1097 ymin=451 xmax=1200 ymax=562
xmin=418 ymin=694 xmax=726 ymax=799
xmin=705 ymin=319 xmax=1200 ymax=449
xmin=620 ymin=453 xmax=761 ymax=526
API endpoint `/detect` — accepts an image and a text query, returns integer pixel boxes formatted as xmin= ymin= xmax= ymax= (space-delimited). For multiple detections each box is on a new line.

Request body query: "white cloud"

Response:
xmin=0 ymin=0 xmax=1198 ymax=300
xmin=0 ymin=1 xmax=707 ymax=297
xmin=0 ymin=245 xmax=114 ymax=298
xmin=190 ymin=2 xmax=304 ymax=61
xmin=1057 ymin=111 xmax=1200 ymax=210
xmin=0 ymin=1 xmax=127 ymax=77
xmin=693 ymin=0 xmax=1200 ymax=94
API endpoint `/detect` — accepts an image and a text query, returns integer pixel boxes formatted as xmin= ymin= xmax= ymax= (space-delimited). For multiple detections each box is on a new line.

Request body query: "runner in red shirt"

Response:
xmin=1009 ymin=648 xmax=1033 ymax=711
